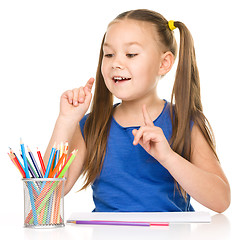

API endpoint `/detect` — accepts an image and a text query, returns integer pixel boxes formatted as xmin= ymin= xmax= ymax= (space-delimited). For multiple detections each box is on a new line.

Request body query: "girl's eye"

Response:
xmin=104 ymin=54 xmax=114 ymax=58
xmin=126 ymin=54 xmax=138 ymax=58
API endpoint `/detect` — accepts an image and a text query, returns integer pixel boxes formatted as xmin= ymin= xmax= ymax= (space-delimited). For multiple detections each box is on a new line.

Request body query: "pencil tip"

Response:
xmin=73 ymin=149 xmax=78 ymax=155
xmin=67 ymin=220 xmax=75 ymax=223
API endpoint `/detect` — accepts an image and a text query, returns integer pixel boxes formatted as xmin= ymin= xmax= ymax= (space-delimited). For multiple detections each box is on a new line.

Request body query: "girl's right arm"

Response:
xmin=43 ymin=77 xmax=95 ymax=195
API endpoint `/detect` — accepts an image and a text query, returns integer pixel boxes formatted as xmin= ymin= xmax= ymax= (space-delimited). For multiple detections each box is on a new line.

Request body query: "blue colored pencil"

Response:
xmin=20 ymin=139 xmax=30 ymax=178
xmin=20 ymin=139 xmax=38 ymax=225
xmin=54 ymin=148 xmax=60 ymax=168
xmin=44 ymin=143 xmax=56 ymax=178
xmin=26 ymin=181 xmax=39 ymax=225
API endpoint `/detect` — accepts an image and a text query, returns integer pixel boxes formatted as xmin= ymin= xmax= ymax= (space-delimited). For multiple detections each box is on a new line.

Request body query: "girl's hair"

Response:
xmin=80 ymin=9 xmax=218 ymax=197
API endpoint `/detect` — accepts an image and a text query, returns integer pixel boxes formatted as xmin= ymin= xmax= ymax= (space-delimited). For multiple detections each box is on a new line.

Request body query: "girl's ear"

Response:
xmin=158 ymin=51 xmax=175 ymax=76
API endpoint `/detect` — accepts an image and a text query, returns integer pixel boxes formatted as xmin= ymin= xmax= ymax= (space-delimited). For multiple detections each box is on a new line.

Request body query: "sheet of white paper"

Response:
xmin=68 ymin=212 xmax=211 ymax=223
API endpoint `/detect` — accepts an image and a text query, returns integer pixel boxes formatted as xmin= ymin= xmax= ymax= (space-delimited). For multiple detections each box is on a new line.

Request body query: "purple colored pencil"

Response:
xmin=68 ymin=220 xmax=149 ymax=226
xmin=67 ymin=220 xmax=169 ymax=227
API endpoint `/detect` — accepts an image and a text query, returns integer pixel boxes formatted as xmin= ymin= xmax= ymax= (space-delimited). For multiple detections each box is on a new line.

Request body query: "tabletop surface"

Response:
xmin=0 ymin=211 xmax=237 ymax=240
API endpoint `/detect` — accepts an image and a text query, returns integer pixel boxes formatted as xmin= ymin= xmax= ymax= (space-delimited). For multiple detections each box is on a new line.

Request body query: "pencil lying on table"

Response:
xmin=67 ymin=220 xmax=169 ymax=227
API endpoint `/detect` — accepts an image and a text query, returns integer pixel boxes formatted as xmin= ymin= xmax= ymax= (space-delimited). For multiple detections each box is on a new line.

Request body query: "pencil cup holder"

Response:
xmin=22 ymin=178 xmax=66 ymax=228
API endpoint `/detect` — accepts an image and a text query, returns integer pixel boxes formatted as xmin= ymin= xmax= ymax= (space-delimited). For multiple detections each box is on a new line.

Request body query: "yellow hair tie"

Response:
xmin=168 ymin=20 xmax=176 ymax=31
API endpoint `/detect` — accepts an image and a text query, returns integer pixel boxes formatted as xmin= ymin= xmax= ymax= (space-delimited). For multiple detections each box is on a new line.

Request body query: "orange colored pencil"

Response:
xmin=48 ymin=153 xmax=67 ymax=178
xmin=53 ymin=183 xmax=61 ymax=223
xmin=48 ymin=152 xmax=56 ymax=178
xmin=8 ymin=153 xmax=22 ymax=176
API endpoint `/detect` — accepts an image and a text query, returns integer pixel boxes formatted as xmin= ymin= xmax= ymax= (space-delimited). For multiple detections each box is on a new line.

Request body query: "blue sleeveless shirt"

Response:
xmin=79 ymin=100 xmax=194 ymax=212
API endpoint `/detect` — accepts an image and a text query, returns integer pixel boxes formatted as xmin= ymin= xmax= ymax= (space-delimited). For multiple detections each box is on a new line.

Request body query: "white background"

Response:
xmin=0 ymin=0 xmax=240 ymax=223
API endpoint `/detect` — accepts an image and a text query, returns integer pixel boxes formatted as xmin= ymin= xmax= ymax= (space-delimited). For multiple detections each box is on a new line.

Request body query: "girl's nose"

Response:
xmin=112 ymin=65 xmax=123 ymax=70
xmin=112 ymin=56 xmax=125 ymax=70
xmin=112 ymin=65 xmax=124 ymax=70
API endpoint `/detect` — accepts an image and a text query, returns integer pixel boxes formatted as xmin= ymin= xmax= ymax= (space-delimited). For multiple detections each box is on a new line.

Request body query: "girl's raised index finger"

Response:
xmin=142 ymin=104 xmax=154 ymax=126
xmin=85 ymin=77 xmax=95 ymax=91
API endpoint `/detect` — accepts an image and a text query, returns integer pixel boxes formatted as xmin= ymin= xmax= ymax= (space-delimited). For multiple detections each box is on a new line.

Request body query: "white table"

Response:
xmin=0 ymin=211 xmax=238 ymax=240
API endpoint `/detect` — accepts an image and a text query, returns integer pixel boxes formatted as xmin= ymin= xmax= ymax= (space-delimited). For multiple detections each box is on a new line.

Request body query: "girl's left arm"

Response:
xmin=132 ymin=105 xmax=231 ymax=213
xmin=163 ymin=124 xmax=231 ymax=213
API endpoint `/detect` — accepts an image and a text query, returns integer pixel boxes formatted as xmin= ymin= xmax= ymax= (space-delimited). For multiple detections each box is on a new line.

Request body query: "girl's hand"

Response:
xmin=132 ymin=104 xmax=174 ymax=164
xmin=59 ymin=77 xmax=95 ymax=122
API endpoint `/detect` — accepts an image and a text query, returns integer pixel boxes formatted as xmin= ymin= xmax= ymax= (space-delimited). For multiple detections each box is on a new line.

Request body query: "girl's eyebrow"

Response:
xmin=103 ymin=41 xmax=143 ymax=48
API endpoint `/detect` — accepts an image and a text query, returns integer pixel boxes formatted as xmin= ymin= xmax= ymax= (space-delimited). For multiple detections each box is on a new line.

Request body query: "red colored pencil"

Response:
xmin=8 ymin=152 xmax=26 ymax=178
xmin=37 ymin=148 xmax=46 ymax=175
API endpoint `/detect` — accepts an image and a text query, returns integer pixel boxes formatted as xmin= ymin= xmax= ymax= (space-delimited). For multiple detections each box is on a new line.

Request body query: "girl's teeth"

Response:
xmin=113 ymin=77 xmax=130 ymax=80
xmin=113 ymin=77 xmax=131 ymax=83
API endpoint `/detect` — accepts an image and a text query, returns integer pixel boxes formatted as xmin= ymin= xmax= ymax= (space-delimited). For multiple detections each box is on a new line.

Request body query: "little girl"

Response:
xmin=44 ymin=9 xmax=230 ymax=213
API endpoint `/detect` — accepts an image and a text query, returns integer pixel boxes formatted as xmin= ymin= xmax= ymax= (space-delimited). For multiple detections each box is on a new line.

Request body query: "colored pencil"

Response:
xmin=36 ymin=148 xmax=46 ymax=175
xmin=8 ymin=151 xmax=25 ymax=176
xmin=59 ymin=141 xmax=68 ymax=169
xmin=59 ymin=142 xmax=64 ymax=159
xmin=26 ymin=150 xmax=77 ymax=224
xmin=20 ymin=139 xmax=39 ymax=225
xmin=44 ymin=143 xmax=56 ymax=178
xmin=20 ymin=151 xmax=38 ymax=178
xmin=20 ymin=139 xmax=30 ymax=178
xmin=57 ymin=150 xmax=78 ymax=178
xmin=25 ymin=180 xmax=39 ymax=225
xmin=64 ymin=141 xmax=68 ymax=152
xmin=67 ymin=220 xmax=169 ymax=227
xmin=27 ymin=146 xmax=43 ymax=178
xmin=54 ymin=145 xmax=60 ymax=167
xmin=27 ymin=157 xmax=38 ymax=178
xmin=9 ymin=148 xmax=25 ymax=171
xmin=48 ymin=152 xmax=56 ymax=177
xmin=48 ymin=153 xmax=66 ymax=178
xmin=9 ymin=140 xmax=77 ymax=226
xmin=8 ymin=153 xmax=26 ymax=178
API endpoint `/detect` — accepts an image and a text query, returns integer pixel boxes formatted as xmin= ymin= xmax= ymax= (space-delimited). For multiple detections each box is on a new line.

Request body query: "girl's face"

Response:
xmin=101 ymin=19 xmax=164 ymax=102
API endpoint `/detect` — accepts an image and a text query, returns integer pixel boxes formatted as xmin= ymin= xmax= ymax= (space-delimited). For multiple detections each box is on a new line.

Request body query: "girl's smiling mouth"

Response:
xmin=112 ymin=76 xmax=132 ymax=83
